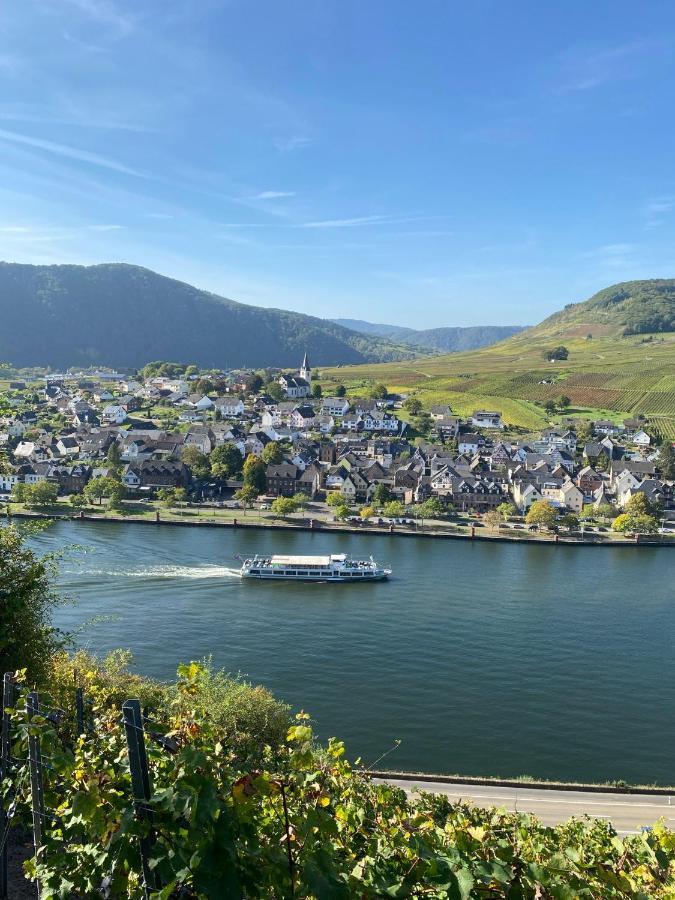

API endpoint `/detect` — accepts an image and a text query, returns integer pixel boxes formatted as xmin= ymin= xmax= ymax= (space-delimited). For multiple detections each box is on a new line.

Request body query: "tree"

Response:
xmin=360 ymin=505 xmax=375 ymax=519
xmin=335 ymin=384 xmax=347 ymax=397
xmin=242 ymin=454 xmax=266 ymax=494
xmin=372 ymin=483 xmax=392 ymax=505
xmin=658 ymin=443 xmax=675 ymax=479
xmin=11 ymin=482 xmax=28 ymax=504
xmin=383 ymin=500 xmax=405 ymax=518
xmin=483 ymin=510 xmax=502 ymax=531
xmin=195 ymin=378 xmax=214 ymax=396
xmin=292 ymin=492 xmax=310 ymax=511
xmin=312 ymin=383 xmax=323 ymax=399
xmin=367 ymin=383 xmax=388 ymax=400
xmin=234 ymin=484 xmax=259 ymax=512
xmin=84 ymin=476 xmax=123 ymax=507
xmin=416 ymin=498 xmax=445 ymax=519
xmin=545 ymin=346 xmax=569 ymax=361
xmin=525 ymin=500 xmax=557 ymax=530
xmin=333 ymin=503 xmax=351 ymax=520
xmin=403 ymin=397 xmax=423 ymax=415
xmin=210 ymin=444 xmax=243 ymax=479
xmin=261 ymin=441 xmax=283 ymax=465
xmin=181 ymin=445 xmax=211 ymax=480
xmin=106 ymin=440 xmax=122 ymax=474
xmin=612 ymin=513 xmax=633 ymax=534
xmin=629 ymin=514 xmax=659 ymax=534
xmin=244 ymin=373 xmax=264 ymax=394
xmin=559 ymin=513 xmax=579 ymax=531
xmin=271 ymin=497 xmax=298 ymax=518
xmin=326 ymin=491 xmax=346 ymax=507
xmin=69 ymin=492 xmax=88 ymax=509
xmin=157 ymin=487 xmax=187 ymax=508
xmin=557 ymin=395 xmax=571 ymax=412
xmin=596 ymin=502 xmax=616 ymax=520
xmin=575 ymin=420 xmax=594 ymax=445
xmin=496 ymin=501 xmax=517 ymax=520
xmin=25 ymin=481 xmax=59 ymax=507
xmin=0 ymin=524 xmax=64 ymax=685
xmin=266 ymin=381 xmax=285 ymax=402
xmin=624 ymin=493 xmax=653 ymax=517
xmin=544 ymin=400 xmax=556 ymax=416
xmin=412 ymin=412 xmax=433 ymax=436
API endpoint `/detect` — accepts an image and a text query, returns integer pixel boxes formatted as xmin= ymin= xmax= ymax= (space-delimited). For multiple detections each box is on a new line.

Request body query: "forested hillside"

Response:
xmin=0 ymin=262 xmax=416 ymax=368
xmin=331 ymin=318 xmax=525 ymax=351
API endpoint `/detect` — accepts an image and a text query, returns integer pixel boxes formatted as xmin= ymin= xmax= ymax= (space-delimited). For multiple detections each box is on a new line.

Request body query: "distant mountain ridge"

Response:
xmin=330 ymin=318 xmax=526 ymax=352
xmin=0 ymin=262 xmax=419 ymax=369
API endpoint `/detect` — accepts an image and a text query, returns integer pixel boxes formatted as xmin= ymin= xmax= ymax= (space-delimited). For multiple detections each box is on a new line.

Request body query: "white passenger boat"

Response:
xmin=239 ymin=553 xmax=391 ymax=581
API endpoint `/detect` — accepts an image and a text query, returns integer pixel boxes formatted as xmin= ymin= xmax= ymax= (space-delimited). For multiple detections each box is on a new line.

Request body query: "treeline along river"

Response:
xmin=33 ymin=520 xmax=675 ymax=785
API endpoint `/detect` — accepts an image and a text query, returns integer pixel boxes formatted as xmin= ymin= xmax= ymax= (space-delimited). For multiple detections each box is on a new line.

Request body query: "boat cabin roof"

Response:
xmin=270 ymin=555 xmax=331 ymax=566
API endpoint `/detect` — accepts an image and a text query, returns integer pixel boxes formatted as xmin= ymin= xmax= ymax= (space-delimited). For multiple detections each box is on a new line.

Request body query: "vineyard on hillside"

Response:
xmin=4 ymin=656 xmax=675 ymax=898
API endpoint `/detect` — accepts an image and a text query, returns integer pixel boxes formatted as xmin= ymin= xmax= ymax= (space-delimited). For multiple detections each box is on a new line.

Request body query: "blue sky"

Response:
xmin=2 ymin=1 xmax=675 ymax=327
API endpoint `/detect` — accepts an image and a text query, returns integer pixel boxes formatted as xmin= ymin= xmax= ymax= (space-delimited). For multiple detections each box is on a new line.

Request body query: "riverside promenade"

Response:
xmin=4 ymin=503 xmax=674 ymax=546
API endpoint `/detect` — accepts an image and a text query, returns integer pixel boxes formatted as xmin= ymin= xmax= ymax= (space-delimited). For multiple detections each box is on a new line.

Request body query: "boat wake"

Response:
xmin=63 ymin=565 xmax=242 ymax=580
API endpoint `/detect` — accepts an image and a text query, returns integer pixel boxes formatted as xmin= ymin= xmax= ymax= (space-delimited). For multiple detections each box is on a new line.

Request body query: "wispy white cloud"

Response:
xmin=581 ymin=242 xmax=637 ymax=269
xmin=273 ymin=135 xmax=311 ymax=152
xmin=643 ymin=196 xmax=674 ymax=229
xmin=0 ymin=127 xmax=146 ymax=177
xmin=48 ymin=0 xmax=138 ymax=35
xmin=556 ymin=39 xmax=660 ymax=93
xmin=61 ymin=29 xmax=106 ymax=52
xmin=88 ymin=223 xmax=125 ymax=231
xmin=298 ymin=214 xmax=446 ymax=229
xmin=145 ymin=212 xmax=174 ymax=220
xmin=249 ymin=190 xmax=296 ymax=200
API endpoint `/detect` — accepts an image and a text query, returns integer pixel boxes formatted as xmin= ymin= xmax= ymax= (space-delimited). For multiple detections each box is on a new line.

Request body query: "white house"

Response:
xmin=0 ymin=473 xmax=19 ymax=492
xmin=458 ymin=433 xmax=484 ymax=455
xmin=192 ymin=395 xmax=214 ymax=411
xmin=512 ymin=481 xmax=542 ymax=511
xmin=102 ymin=404 xmax=128 ymax=425
xmin=13 ymin=441 xmax=36 ymax=459
xmin=631 ymin=430 xmax=651 ymax=447
xmin=321 ymin=397 xmax=350 ymax=417
xmin=471 ymin=410 xmax=504 ymax=430
xmin=215 ymin=398 xmax=245 ymax=417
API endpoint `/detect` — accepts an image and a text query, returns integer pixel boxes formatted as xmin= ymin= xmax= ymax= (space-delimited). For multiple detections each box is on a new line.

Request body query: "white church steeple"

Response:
xmin=300 ymin=352 xmax=311 ymax=385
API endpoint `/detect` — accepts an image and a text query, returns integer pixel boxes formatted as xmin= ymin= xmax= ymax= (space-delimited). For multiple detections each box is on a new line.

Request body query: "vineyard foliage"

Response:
xmin=4 ymin=655 xmax=675 ymax=898
xmin=321 ymin=290 xmax=675 ymax=431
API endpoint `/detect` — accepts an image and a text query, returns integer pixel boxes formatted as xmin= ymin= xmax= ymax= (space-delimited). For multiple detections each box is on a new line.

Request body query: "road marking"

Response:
xmin=387 ymin=785 xmax=672 ymax=810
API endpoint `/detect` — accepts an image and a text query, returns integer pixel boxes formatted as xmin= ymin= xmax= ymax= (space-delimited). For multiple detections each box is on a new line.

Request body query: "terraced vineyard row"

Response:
xmin=647 ymin=417 xmax=675 ymax=441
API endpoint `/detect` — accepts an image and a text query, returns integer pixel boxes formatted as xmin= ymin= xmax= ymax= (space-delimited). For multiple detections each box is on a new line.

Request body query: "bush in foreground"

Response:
xmin=3 ymin=658 xmax=675 ymax=898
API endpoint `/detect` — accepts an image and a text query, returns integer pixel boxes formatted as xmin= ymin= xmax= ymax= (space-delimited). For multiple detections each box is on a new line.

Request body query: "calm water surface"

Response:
xmin=34 ymin=520 xmax=674 ymax=783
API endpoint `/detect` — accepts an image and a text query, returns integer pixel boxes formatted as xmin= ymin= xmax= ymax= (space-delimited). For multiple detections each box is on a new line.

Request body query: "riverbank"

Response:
xmin=4 ymin=503 xmax=674 ymax=546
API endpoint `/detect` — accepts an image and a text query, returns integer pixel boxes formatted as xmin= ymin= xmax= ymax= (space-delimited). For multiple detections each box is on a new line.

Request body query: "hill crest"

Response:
xmin=0 ymin=262 xmax=418 ymax=369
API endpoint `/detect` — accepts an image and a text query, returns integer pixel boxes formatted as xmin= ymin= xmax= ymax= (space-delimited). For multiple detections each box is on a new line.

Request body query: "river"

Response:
xmin=33 ymin=519 xmax=675 ymax=784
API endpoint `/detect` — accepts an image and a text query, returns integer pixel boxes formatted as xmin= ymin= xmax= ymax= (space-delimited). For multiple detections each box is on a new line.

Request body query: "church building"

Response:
xmin=278 ymin=353 xmax=312 ymax=399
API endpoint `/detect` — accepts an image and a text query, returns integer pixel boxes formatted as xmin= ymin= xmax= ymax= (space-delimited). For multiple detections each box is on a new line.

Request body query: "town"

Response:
xmin=0 ymin=353 xmax=673 ymax=541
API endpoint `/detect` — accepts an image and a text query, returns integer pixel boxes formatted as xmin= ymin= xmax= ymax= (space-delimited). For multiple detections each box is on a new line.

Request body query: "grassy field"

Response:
xmin=321 ymin=325 xmax=675 ymax=431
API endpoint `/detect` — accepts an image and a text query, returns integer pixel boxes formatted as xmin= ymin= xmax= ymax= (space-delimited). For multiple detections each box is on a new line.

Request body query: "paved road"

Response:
xmin=377 ymin=778 xmax=675 ymax=835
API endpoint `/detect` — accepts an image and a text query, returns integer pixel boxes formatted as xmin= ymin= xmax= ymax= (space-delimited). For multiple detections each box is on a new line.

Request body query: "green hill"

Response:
xmin=323 ymin=280 xmax=675 ymax=436
xmin=0 ymin=262 xmax=417 ymax=369
xmin=535 ymin=279 xmax=675 ymax=337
